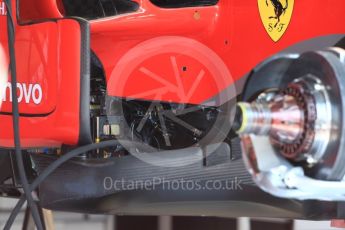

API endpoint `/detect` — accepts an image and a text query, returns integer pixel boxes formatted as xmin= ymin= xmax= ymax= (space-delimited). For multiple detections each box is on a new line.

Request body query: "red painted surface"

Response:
xmin=332 ymin=220 xmax=345 ymax=228
xmin=90 ymin=0 xmax=345 ymax=103
xmin=0 ymin=0 xmax=345 ymax=147
xmin=0 ymin=1 xmax=81 ymax=147
xmin=18 ymin=0 xmax=62 ymax=22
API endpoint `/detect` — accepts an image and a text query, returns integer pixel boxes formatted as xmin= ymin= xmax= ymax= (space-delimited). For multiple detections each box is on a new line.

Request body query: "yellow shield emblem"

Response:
xmin=258 ymin=0 xmax=294 ymax=42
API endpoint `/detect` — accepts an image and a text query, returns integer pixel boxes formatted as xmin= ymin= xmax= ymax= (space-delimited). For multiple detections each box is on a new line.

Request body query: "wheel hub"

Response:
xmin=237 ymin=74 xmax=331 ymax=163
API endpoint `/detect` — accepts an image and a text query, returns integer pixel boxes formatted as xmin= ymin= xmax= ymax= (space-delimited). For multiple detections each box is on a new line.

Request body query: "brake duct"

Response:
xmin=235 ymin=48 xmax=345 ymax=201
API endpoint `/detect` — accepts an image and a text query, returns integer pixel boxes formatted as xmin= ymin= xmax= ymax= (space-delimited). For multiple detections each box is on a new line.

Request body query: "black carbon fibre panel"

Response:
xmin=62 ymin=0 xmax=138 ymax=19
xmin=30 ymin=140 xmax=311 ymax=218
xmin=150 ymin=0 xmax=218 ymax=8
xmin=34 ymin=144 xmax=254 ymax=201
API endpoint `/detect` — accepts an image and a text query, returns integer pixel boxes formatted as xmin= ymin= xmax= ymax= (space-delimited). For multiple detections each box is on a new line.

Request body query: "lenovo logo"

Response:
xmin=3 ymin=82 xmax=43 ymax=105
xmin=0 ymin=2 xmax=6 ymax=16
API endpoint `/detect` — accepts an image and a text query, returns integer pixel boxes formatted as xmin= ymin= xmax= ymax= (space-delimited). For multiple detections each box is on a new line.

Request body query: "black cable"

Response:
xmin=4 ymin=140 xmax=120 ymax=229
xmin=4 ymin=0 xmax=45 ymax=229
xmin=3 ymin=1 xmax=14 ymax=31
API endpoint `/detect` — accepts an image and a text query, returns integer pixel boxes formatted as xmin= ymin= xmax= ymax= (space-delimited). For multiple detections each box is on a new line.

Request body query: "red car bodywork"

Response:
xmin=0 ymin=0 xmax=345 ymax=147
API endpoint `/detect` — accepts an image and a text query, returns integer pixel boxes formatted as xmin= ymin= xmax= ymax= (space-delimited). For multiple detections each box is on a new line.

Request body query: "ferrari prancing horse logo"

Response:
xmin=258 ymin=0 xmax=294 ymax=42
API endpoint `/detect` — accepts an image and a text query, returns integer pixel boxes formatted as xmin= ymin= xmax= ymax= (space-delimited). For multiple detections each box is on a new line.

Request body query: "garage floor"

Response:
xmin=0 ymin=198 xmax=337 ymax=230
